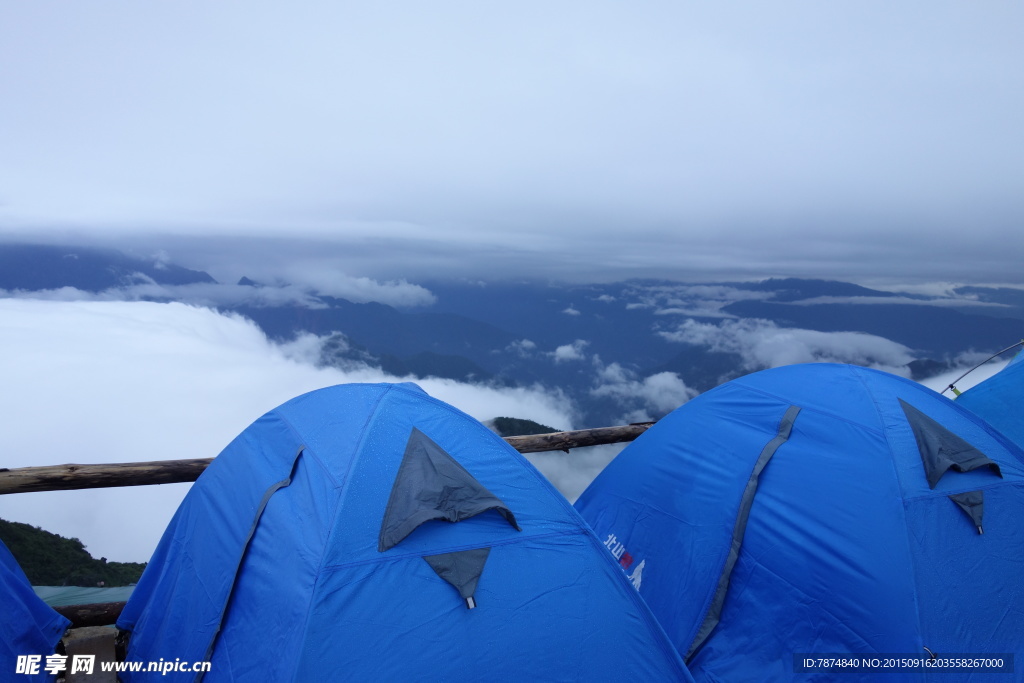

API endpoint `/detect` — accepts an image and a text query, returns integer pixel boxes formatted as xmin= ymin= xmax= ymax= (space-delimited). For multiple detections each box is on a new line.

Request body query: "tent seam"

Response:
xmin=581 ymin=530 xmax=691 ymax=679
xmin=730 ymin=378 xmax=886 ymax=437
xmin=902 ymin=479 xmax=1023 ymax=504
xmin=198 ymin=448 xmax=302 ymax=682
xmin=321 ymin=529 xmax=585 ymax=571
xmin=289 ymin=384 xmax=394 ymax=683
xmin=685 ymin=404 xmax=801 ymax=661
xmin=262 ymin=408 xmax=341 ymax=487
xmin=849 ymin=364 xmax=927 ymax=660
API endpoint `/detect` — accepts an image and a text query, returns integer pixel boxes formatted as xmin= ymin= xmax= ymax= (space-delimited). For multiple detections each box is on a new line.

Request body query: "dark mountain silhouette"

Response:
xmin=0 ymin=243 xmax=215 ymax=291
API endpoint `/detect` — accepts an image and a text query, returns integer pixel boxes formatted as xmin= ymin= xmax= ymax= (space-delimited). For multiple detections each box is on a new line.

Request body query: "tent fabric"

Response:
xmin=117 ymin=382 xmax=690 ymax=682
xmin=1 ymin=539 xmax=70 ymax=682
xmin=575 ymin=363 xmax=1024 ymax=682
xmin=957 ymin=350 xmax=1024 ymax=449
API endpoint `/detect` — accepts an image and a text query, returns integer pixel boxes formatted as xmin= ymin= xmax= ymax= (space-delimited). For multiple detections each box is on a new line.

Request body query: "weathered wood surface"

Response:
xmin=0 ymin=458 xmax=214 ymax=494
xmin=55 ymin=601 xmax=127 ymax=628
xmin=0 ymin=423 xmax=652 ymax=495
xmin=504 ymin=423 xmax=652 ymax=453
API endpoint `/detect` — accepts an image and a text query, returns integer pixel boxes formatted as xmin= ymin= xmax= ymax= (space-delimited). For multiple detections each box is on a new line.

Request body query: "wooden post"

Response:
xmin=54 ymin=601 xmax=127 ymax=629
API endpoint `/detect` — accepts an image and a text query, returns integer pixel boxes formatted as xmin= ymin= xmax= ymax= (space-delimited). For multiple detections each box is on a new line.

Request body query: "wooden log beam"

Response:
xmin=54 ymin=601 xmax=126 ymax=628
xmin=0 ymin=458 xmax=214 ymax=495
xmin=0 ymin=423 xmax=652 ymax=495
xmin=504 ymin=423 xmax=653 ymax=453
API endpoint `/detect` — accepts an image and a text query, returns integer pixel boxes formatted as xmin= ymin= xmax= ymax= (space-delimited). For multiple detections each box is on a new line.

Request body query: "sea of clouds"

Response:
xmin=0 ymin=299 xmax=572 ymax=562
xmin=0 ymin=297 xmax=1008 ymax=565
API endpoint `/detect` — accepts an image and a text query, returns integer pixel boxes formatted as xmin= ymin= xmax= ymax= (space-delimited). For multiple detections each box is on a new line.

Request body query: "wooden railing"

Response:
xmin=4 ymin=423 xmax=652 ymax=626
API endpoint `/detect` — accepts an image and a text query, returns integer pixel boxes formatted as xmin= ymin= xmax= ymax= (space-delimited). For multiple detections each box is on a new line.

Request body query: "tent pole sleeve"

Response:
xmin=685 ymin=405 xmax=802 ymax=661
xmin=196 ymin=446 xmax=303 ymax=682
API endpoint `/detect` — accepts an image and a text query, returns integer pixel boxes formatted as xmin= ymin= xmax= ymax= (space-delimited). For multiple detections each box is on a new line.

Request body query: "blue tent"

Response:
xmin=576 ymin=364 xmax=1024 ymax=682
xmin=117 ymin=383 xmax=690 ymax=681
xmin=1 ymin=539 xmax=70 ymax=681
xmin=957 ymin=351 xmax=1024 ymax=449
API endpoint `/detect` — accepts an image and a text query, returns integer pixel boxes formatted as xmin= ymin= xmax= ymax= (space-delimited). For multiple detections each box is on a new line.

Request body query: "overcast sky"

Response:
xmin=1 ymin=1 xmax=1022 ymax=285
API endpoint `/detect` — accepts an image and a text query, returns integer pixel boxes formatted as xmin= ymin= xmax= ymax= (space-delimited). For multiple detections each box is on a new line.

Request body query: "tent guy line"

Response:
xmin=941 ymin=339 xmax=1024 ymax=396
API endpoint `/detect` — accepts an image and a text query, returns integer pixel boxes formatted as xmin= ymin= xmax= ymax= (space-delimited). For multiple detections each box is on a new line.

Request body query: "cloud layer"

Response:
xmin=1 ymin=274 xmax=435 ymax=309
xmin=1 ymin=2 xmax=1022 ymax=284
xmin=591 ymin=362 xmax=697 ymax=423
xmin=661 ymin=318 xmax=915 ymax=375
xmin=0 ymin=299 xmax=573 ymax=563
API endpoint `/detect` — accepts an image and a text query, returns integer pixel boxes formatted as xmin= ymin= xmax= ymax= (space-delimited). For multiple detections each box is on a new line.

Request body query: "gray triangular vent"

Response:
xmin=378 ymin=428 xmax=519 ymax=552
xmin=900 ymin=399 xmax=1002 ymax=489
xmin=949 ymin=490 xmax=985 ymax=534
xmin=424 ymin=547 xmax=492 ymax=608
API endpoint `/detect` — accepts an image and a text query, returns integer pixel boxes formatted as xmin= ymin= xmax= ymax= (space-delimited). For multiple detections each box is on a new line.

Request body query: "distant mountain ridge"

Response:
xmin=0 ymin=243 xmax=215 ymax=291
xmin=2 ymin=242 xmax=1022 ymax=426
xmin=734 ymin=277 xmax=903 ymax=301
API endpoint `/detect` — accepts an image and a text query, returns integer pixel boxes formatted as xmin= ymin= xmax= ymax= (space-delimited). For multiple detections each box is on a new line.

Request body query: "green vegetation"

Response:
xmin=490 ymin=417 xmax=560 ymax=437
xmin=0 ymin=518 xmax=145 ymax=586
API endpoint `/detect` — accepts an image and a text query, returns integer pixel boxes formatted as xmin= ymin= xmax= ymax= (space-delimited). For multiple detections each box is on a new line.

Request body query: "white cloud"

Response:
xmin=590 ymin=363 xmax=697 ymax=422
xmin=653 ymin=306 xmax=737 ymax=318
xmin=624 ymin=284 xmax=772 ymax=318
xmin=550 ymin=339 xmax=590 ymax=363
xmin=594 ymin=294 xmax=616 ymax=303
xmin=1 ymin=282 xmax=328 ymax=309
xmin=562 ymin=306 xmax=581 ymax=316
xmin=870 ymin=282 xmax=965 ymax=298
xmin=639 ymin=372 xmax=699 ymax=413
xmin=661 ymin=318 xmax=915 ymax=375
xmin=0 ymin=270 xmax=436 ymax=308
xmin=789 ymin=295 xmax=1008 ymax=309
xmin=596 ymin=361 xmax=631 ymax=385
xmin=522 ymin=443 xmax=626 ymax=504
xmin=151 ymin=249 xmax=172 ymax=270
xmin=0 ymin=299 xmax=573 ymax=563
xmin=505 ymin=339 xmax=537 ymax=357
xmin=275 ymin=264 xmax=436 ymax=306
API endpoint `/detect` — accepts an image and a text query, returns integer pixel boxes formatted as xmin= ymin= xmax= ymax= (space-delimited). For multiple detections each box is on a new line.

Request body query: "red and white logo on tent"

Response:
xmin=602 ymin=533 xmax=645 ymax=590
